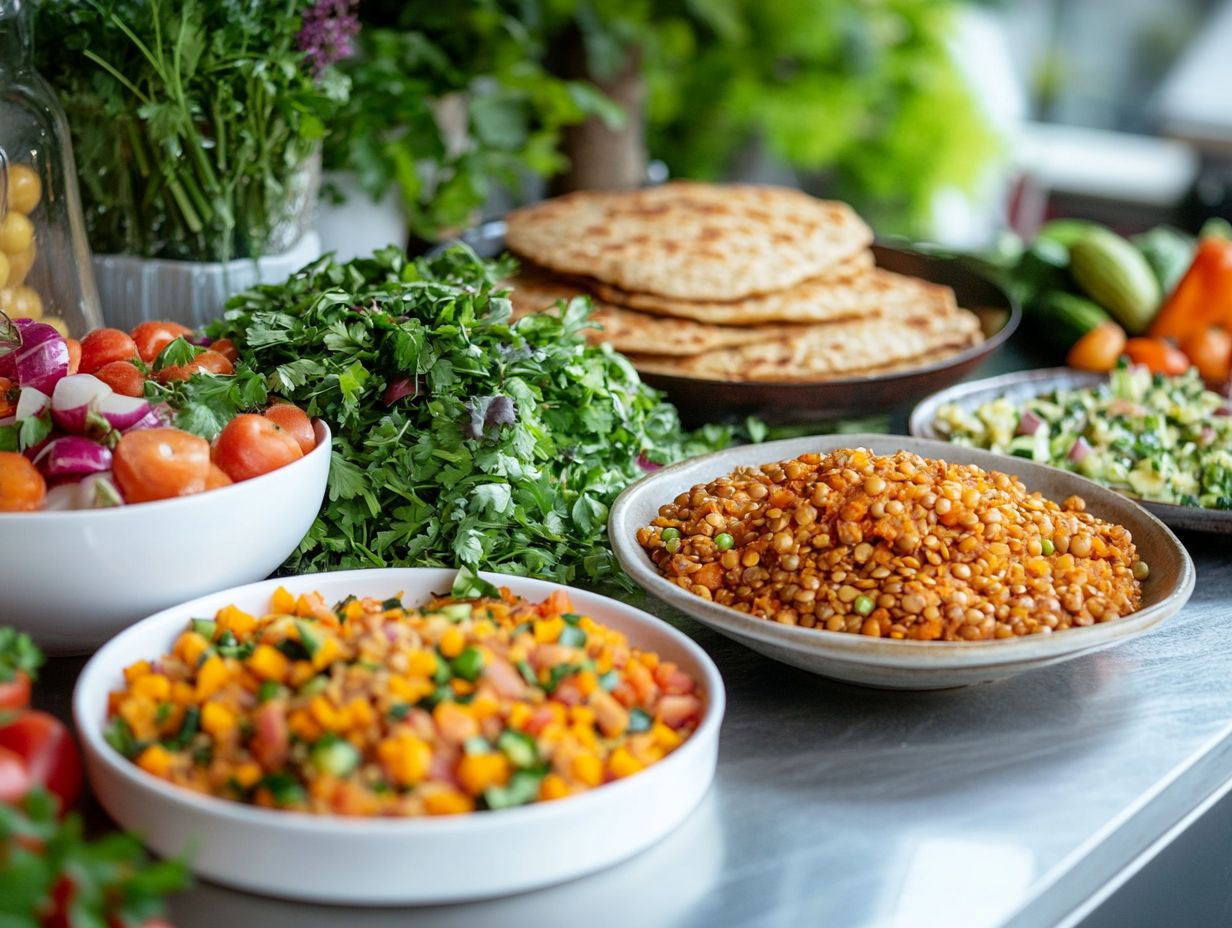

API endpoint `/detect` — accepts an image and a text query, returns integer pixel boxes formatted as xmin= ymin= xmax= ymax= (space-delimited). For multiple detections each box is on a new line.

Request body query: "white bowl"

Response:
xmin=0 ymin=421 xmax=331 ymax=653
xmin=73 ymin=568 xmax=725 ymax=905
xmin=609 ymin=434 xmax=1195 ymax=690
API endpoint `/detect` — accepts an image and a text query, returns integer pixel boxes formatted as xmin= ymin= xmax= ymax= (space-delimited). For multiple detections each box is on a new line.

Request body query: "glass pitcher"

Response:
xmin=0 ymin=0 xmax=101 ymax=337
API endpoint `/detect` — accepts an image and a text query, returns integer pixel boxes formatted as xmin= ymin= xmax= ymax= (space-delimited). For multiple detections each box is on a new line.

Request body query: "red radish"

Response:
xmin=14 ymin=386 xmax=49 ymax=421
xmin=1068 ymin=437 xmax=1092 ymax=465
xmin=1016 ymin=410 xmax=1043 ymax=436
xmin=122 ymin=402 xmax=173 ymax=433
xmin=41 ymin=483 xmax=80 ymax=510
xmin=34 ymin=436 xmax=113 ymax=480
xmin=11 ymin=322 xmax=69 ymax=394
xmin=51 ymin=374 xmax=113 ymax=434
xmin=96 ymin=392 xmax=151 ymax=432
xmin=78 ymin=471 xmax=123 ymax=508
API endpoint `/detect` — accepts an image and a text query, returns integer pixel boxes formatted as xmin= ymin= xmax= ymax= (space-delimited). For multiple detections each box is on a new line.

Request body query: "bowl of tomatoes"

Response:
xmin=0 ymin=316 xmax=332 ymax=652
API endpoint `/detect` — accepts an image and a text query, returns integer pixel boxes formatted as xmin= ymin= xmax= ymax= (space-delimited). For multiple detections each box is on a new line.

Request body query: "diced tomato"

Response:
xmin=250 ymin=702 xmax=288 ymax=770
xmin=523 ymin=706 xmax=556 ymax=736
xmin=653 ymin=661 xmax=696 ymax=695
xmin=551 ymin=681 xmax=582 ymax=706
xmin=481 ymin=657 xmax=525 ymax=699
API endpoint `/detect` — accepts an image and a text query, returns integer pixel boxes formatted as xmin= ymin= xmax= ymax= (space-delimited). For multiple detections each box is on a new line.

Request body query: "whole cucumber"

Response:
xmin=1068 ymin=228 xmax=1161 ymax=334
xmin=1035 ymin=290 xmax=1111 ymax=348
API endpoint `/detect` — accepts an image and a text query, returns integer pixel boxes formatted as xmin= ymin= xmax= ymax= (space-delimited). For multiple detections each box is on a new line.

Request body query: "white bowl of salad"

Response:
xmin=911 ymin=362 xmax=1232 ymax=533
xmin=0 ymin=317 xmax=332 ymax=651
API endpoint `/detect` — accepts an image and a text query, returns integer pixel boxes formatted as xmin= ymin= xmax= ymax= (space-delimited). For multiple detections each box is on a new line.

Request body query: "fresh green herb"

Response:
xmin=438 ymin=603 xmax=475 ymax=623
xmin=432 ymin=654 xmax=453 ymax=686
xmin=155 ymin=703 xmax=174 ymax=725
xmin=154 ymin=337 xmax=205 ymax=371
xmin=210 ymin=247 xmax=732 ymax=587
xmin=388 ymin=703 xmax=411 ymax=720
xmin=216 ymin=630 xmax=255 ymax=660
xmin=451 ymin=646 xmax=485 ymax=682
xmin=381 ymin=596 xmax=403 ymax=611
xmin=0 ymin=628 xmax=43 ymax=684
xmin=18 ymin=409 xmax=52 ymax=452
xmin=333 ymin=594 xmax=358 ymax=615
xmin=297 ymin=676 xmax=330 ymax=698
xmin=0 ymin=790 xmax=188 ymax=927
xmin=163 ymin=707 xmax=200 ymax=752
xmin=258 ymin=681 xmax=286 ymax=703
xmin=258 ymin=774 xmax=307 ymax=807
xmin=451 ymin=566 xmax=501 ymax=601
xmin=145 ymin=368 xmax=269 ymax=442
xmin=104 ymin=718 xmax=139 ymax=759
xmin=628 ymin=708 xmax=653 ymax=733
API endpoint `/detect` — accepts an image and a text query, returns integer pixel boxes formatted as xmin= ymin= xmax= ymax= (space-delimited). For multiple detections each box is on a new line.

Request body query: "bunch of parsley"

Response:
xmin=209 ymin=247 xmax=731 ymax=587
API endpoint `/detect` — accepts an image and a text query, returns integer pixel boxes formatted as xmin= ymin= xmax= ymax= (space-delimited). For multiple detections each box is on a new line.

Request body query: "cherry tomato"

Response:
xmin=155 ymin=349 xmax=233 ymax=383
xmin=79 ymin=327 xmax=139 ymax=374
xmin=212 ymin=414 xmax=303 ymax=482
xmin=209 ymin=337 xmax=239 ymax=364
xmin=113 ymin=428 xmax=210 ymax=503
xmin=1123 ymin=337 xmax=1190 ymax=376
xmin=0 ymin=671 xmax=31 ymax=711
xmin=0 ymin=376 xmax=17 ymax=418
xmin=6 ymin=164 xmax=41 ymax=215
xmin=0 ymin=746 xmax=31 ymax=803
xmin=130 ymin=321 xmax=193 ymax=364
xmin=0 ymin=711 xmax=81 ymax=811
xmin=205 ymin=463 xmax=232 ymax=490
xmin=263 ymin=403 xmax=315 ymax=455
xmin=65 ymin=338 xmax=81 ymax=376
xmin=1181 ymin=327 xmax=1232 ymax=385
xmin=0 ymin=451 xmax=46 ymax=512
xmin=1067 ymin=322 xmax=1127 ymax=373
xmin=95 ymin=360 xmax=147 ymax=398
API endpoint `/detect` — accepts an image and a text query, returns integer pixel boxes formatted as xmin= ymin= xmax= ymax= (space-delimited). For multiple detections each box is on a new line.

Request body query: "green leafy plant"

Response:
xmin=209 ymin=246 xmax=732 ymax=586
xmin=325 ymin=1 xmax=618 ymax=242
xmin=37 ymin=0 xmax=352 ymax=262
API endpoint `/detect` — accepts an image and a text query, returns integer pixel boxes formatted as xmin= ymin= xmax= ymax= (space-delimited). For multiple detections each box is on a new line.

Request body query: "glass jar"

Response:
xmin=0 ymin=0 xmax=101 ymax=337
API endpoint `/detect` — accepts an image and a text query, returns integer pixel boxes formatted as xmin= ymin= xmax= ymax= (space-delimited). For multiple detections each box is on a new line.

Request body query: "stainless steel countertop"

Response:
xmin=40 ymin=346 xmax=1232 ymax=928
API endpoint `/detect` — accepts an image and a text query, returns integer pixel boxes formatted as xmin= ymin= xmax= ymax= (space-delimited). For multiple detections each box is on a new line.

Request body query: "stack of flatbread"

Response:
xmin=500 ymin=181 xmax=983 ymax=382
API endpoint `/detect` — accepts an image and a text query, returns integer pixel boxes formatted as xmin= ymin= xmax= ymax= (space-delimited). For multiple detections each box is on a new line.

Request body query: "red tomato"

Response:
xmin=0 ymin=671 xmax=31 ymax=711
xmin=113 ymin=428 xmax=211 ymax=503
xmin=212 ymin=414 xmax=303 ymax=482
xmin=0 ymin=376 xmax=16 ymax=418
xmin=205 ymin=463 xmax=232 ymax=490
xmin=65 ymin=338 xmax=81 ymax=376
xmin=95 ymin=360 xmax=147 ymax=398
xmin=209 ymin=337 xmax=239 ymax=363
xmin=0 ymin=451 xmax=46 ymax=512
xmin=0 ymin=711 xmax=81 ymax=811
xmin=79 ymin=328 xmax=139 ymax=374
xmin=0 ymin=745 xmax=32 ymax=803
xmin=263 ymin=403 xmax=315 ymax=455
xmin=130 ymin=321 xmax=192 ymax=364
xmin=155 ymin=349 xmax=233 ymax=383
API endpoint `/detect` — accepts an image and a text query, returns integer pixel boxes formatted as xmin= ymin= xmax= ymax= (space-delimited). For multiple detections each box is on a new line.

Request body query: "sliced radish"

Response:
xmin=34 ymin=435 xmax=113 ymax=480
xmin=79 ymin=471 xmax=123 ymax=508
xmin=123 ymin=402 xmax=173 ymax=433
xmin=42 ymin=483 xmax=81 ymax=511
xmin=96 ymin=391 xmax=149 ymax=432
xmin=52 ymin=374 xmax=114 ymax=434
xmin=15 ymin=386 xmax=50 ymax=421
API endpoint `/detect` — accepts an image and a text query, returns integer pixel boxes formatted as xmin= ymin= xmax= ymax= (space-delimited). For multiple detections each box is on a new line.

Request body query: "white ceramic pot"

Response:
xmin=91 ymin=232 xmax=322 ymax=333
xmin=314 ymin=170 xmax=407 ymax=262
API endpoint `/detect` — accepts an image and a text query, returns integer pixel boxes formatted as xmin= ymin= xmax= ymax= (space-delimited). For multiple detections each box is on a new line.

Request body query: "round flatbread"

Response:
xmin=502 ymin=270 xmax=801 ymax=356
xmin=504 ymin=182 xmax=874 ymax=301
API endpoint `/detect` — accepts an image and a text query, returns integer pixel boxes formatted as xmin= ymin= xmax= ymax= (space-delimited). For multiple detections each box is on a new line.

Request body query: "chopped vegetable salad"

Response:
xmin=106 ymin=573 xmax=704 ymax=817
xmin=935 ymin=364 xmax=1232 ymax=509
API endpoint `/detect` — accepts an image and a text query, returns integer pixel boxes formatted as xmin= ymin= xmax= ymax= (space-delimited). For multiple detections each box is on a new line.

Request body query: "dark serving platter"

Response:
xmin=448 ymin=221 xmax=1020 ymax=424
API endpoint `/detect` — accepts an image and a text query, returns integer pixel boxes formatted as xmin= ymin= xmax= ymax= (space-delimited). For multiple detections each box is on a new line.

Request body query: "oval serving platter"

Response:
xmin=609 ymin=434 xmax=1194 ymax=690
xmin=447 ymin=221 xmax=1020 ymax=423
xmin=910 ymin=367 xmax=1232 ymax=535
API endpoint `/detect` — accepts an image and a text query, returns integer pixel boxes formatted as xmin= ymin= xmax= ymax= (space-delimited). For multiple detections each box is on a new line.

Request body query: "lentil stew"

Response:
xmin=637 ymin=448 xmax=1146 ymax=641
xmin=105 ymin=584 xmax=704 ymax=817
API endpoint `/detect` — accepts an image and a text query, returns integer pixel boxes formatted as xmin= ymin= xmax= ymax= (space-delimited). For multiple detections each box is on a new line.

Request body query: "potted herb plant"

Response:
xmin=317 ymin=1 xmax=619 ymax=251
xmin=35 ymin=0 xmax=354 ymax=330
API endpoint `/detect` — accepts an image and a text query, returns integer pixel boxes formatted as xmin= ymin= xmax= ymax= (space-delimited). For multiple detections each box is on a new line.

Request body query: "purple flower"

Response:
xmin=297 ymin=0 xmax=360 ymax=78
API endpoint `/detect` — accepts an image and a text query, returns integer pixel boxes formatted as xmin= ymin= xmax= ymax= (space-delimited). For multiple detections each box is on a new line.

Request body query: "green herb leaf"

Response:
xmin=154 ymin=336 xmax=205 ymax=371
xmin=0 ymin=628 xmax=43 ymax=684
xmin=452 ymin=566 xmax=501 ymax=601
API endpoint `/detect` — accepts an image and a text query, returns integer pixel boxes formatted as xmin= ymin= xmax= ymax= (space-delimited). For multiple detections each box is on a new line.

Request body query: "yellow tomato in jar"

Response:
xmin=0 ymin=213 xmax=33 ymax=255
xmin=6 ymin=165 xmax=41 ymax=215
xmin=7 ymin=242 xmax=35 ymax=287
xmin=0 ymin=253 xmax=9 ymax=290
xmin=0 ymin=285 xmax=43 ymax=320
